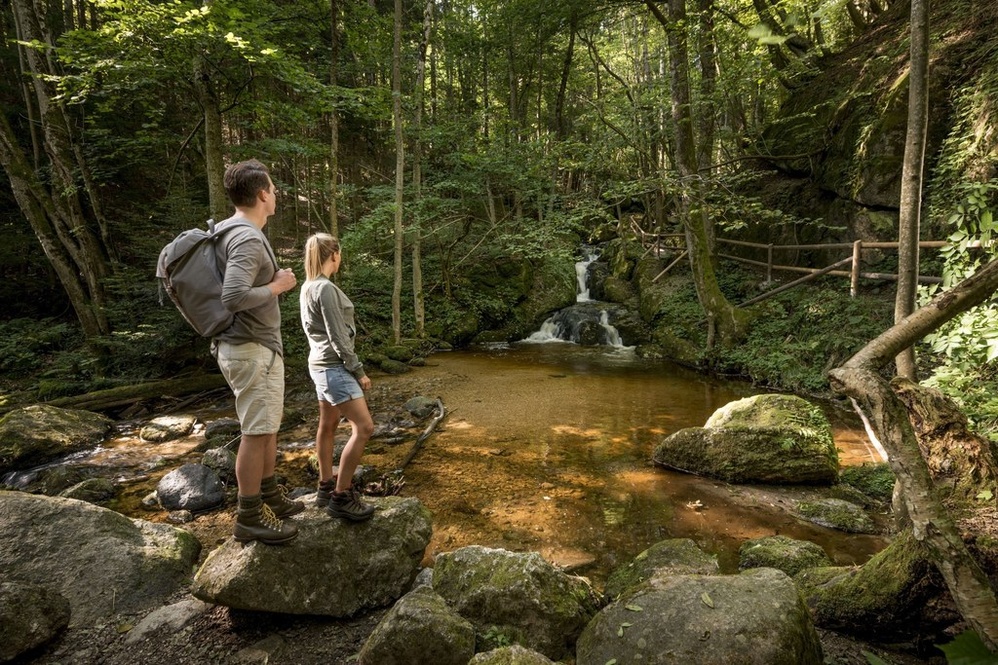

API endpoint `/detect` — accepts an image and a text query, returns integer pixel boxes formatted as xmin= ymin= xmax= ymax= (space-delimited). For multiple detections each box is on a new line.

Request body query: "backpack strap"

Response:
xmin=211 ymin=217 xmax=280 ymax=272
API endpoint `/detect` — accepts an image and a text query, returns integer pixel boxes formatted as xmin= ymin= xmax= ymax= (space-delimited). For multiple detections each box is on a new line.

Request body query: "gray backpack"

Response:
xmin=156 ymin=219 xmax=254 ymax=337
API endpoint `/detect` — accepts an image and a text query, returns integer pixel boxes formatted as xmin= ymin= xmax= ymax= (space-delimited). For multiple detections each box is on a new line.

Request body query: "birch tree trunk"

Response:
xmin=391 ymin=0 xmax=405 ymax=344
xmin=893 ymin=0 xmax=930 ymax=379
xmin=193 ymin=54 xmax=228 ymax=223
xmin=328 ymin=0 xmax=340 ymax=238
xmin=830 ymin=256 xmax=998 ymax=650
xmin=411 ymin=0 xmax=433 ymax=338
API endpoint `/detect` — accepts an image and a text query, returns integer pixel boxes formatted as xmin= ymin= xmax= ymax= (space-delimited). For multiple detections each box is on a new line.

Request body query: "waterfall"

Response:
xmin=576 ymin=251 xmax=598 ymax=302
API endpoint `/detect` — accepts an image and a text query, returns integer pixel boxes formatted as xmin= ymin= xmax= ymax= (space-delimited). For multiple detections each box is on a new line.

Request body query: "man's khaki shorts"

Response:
xmin=216 ymin=341 xmax=284 ymax=435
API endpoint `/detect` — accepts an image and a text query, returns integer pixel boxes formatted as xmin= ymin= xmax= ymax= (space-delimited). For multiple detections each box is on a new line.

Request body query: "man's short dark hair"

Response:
xmin=224 ymin=159 xmax=271 ymax=207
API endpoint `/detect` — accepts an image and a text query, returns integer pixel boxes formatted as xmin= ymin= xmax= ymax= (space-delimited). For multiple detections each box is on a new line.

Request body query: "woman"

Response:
xmin=300 ymin=233 xmax=375 ymax=521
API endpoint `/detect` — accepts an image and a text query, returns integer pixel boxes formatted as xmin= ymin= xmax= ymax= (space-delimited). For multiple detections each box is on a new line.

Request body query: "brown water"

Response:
xmin=391 ymin=343 xmax=887 ymax=580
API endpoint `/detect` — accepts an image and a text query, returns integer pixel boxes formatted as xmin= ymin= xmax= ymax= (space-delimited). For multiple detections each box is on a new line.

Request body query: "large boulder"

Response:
xmin=469 ymin=645 xmax=556 ymax=664
xmin=604 ymin=538 xmax=719 ymax=601
xmin=156 ymin=463 xmax=225 ymax=512
xmin=577 ymin=568 xmax=823 ymax=665
xmin=357 ymin=586 xmax=475 ymax=665
xmin=0 ymin=581 xmax=71 ymax=662
xmin=191 ymin=496 xmax=431 ymax=616
xmin=797 ymin=498 xmax=876 ymax=534
xmin=431 ymin=546 xmax=602 ymax=661
xmin=0 ymin=405 xmax=112 ymax=472
xmin=0 ymin=491 xmax=201 ymax=626
xmin=653 ymin=394 xmax=839 ymax=484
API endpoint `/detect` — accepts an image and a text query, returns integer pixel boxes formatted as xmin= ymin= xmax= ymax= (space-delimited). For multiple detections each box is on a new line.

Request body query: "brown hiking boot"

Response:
xmin=234 ymin=494 xmax=299 ymax=545
xmin=261 ymin=476 xmax=305 ymax=518
xmin=315 ymin=479 xmax=336 ymax=508
xmin=326 ymin=488 xmax=375 ymax=522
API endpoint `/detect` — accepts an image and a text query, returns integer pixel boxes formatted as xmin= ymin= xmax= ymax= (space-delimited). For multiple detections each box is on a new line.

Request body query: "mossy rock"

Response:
xmin=604 ymin=538 xmax=718 ymax=600
xmin=0 ymin=405 xmax=112 ymax=473
xmin=797 ymin=498 xmax=876 ymax=534
xmin=378 ymin=359 xmax=411 ymax=375
xmin=839 ymin=463 xmax=895 ymax=503
xmin=738 ymin=535 xmax=832 ymax=577
xmin=384 ymin=345 xmax=415 ymax=362
xmin=793 ymin=530 xmax=958 ymax=640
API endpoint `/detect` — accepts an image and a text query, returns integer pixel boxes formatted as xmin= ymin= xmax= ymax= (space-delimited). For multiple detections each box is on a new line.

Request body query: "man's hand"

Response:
xmin=269 ymin=268 xmax=297 ymax=296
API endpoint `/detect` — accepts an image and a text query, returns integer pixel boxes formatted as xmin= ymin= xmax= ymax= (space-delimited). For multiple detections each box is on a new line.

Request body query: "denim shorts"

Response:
xmin=216 ymin=342 xmax=284 ymax=435
xmin=310 ymin=365 xmax=364 ymax=405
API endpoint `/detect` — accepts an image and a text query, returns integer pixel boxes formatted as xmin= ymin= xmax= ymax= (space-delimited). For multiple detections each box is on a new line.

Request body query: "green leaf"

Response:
xmin=701 ymin=592 xmax=715 ymax=608
xmin=624 ymin=604 xmax=643 ymax=612
xmin=605 ymin=660 xmax=618 ymax=665
xmin=977 ymin=489 xmax=994 ymax=501
xmin=936 ymin=630 xmax=998 ymax=664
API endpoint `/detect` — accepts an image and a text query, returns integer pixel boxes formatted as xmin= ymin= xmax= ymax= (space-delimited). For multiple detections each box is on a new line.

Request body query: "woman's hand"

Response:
xmin=359 ymin=376 xmax=371 ymax=391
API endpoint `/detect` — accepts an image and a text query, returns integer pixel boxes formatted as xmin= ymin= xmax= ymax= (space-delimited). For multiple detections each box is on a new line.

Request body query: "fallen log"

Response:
xmin=38 ymin=374 xmax=229 ymax=413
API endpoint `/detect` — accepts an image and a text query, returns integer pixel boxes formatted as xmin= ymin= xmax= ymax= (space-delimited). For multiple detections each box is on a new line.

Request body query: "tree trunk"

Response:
xmin=410 ymin=0 xmax=432 ymax=338
xmin=6 ymin=0 xmax=112 ymax=338
xmin=328 ymin=0 xmax=340 ymax=238
xmin=830 ymin=255 xmax=998 ymax=650
xmin=390 ymin=0 xmax=405 ymax=344
xmin=893 ymin=0 xmax=929 ymax=379
xmin=647 ymin=0 xmax=747 ymax=345
xmin=193 ymin=55 xmax=228 ymax=223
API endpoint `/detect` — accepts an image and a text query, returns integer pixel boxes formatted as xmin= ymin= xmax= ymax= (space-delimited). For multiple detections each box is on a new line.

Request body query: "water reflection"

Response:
xmin=400 ymin=343 xmax=887 ymax=581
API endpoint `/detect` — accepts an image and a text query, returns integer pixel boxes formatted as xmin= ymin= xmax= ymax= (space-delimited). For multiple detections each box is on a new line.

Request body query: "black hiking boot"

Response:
xmin=326 ymin=488 xmax=375 ymax=522
xmin=315 ymin=479 xmax=336 ymax=508
xmin=234 ymin=494 xmax=299 ymax=545
xmin=261 ymin=476 xmax=305 ymax=518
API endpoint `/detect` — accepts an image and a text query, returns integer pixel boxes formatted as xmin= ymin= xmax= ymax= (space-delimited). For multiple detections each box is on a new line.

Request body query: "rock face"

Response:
xmin=0 ymin=491 xmax=201 ymax=626
xmin=358 ymin=586 xmax=475 ymax=665
xmin=738 ymin=535 xmax=833 ymax=577
xmin=653 ymin=394 xmax=839 ymax=484
xmin=156 ymin=463 xmax=225 ymax=512
xmin=604 ymin=538 xmax=719 ymax=601
xmin=797 ymin=498 xmax=877 ymax=533
xmin=577 ymin=568 xmax=823 ymax=665
xmin=0 ymin=405 xmax=112 ymax=472
xmin=431 ymin=546 xmax=602 ymax=661
xmin=0 ymin=581 xmax=71 ymax=662
xmin=469 ymin=645 xmax=556 ymax=664
xmin=192 ymin=496 xmax=431 ymax=616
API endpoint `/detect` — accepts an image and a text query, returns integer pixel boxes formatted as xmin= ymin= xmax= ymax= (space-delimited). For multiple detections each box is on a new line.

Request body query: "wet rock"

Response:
xmin=141 ymin=491 xmax=160 ymax=510
xmin=431 ymin=546 xmax=602 ymax=661
xmin=204 ymin=418 xmax=241 ymax=440
xmin=156 ymin=463 xmax=225 ymax=512
xmin=59 ymin=477 xmax=117 ymax=504
xmin=797 ymin=498 xmax=876 ymax=533
xmin=32 ymin=465 xmax=91 ymax=495
xmin=0 ymin=405 xmax=112 ymax=473
xmin=167 ymin=510 xmax=195 ymax=524
xmin=469 ymin=645 xmax=555 ymax=665
xmin=738 ymin=535 xmax=833 ymax=577
xmin=404 ymin=396 xmax=438 ymax=419
xmin=358 ymin=586 xmax=475 ymax=665
xmin=604 ymin=538 xmax=719 ymax=601
xmin=0 ymin=581 xmax=71 ymax=662
xmin=577 ymin=568 xmax=823 ymax=665
xmin=192 ymin=496 xmax=431 ymax=616
xmin=202 ymin=447 xmax=237 ymax=481
xmin=231 ymin=635 xmax=286 ymax=665
xmin=653 ymin=394 xmax=839 ymax=484
xmin=140 ymin=414 xmax=197 ymax=443
xmin=0 ymin=491 xmax=201 ymax=626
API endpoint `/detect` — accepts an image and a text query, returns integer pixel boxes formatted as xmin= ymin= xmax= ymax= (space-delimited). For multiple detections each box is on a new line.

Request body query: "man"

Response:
xmin=213 ymin=159 xmax=304 ymax=544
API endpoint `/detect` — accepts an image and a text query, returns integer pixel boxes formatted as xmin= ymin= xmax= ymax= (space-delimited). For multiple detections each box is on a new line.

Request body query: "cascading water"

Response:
xmin=525 ymin=248 xmax=629 ymax=347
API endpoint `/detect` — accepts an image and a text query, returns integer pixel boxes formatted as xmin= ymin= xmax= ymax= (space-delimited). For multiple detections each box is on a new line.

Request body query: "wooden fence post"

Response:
xmin=851 ymin=240 xmax=863 ymax=297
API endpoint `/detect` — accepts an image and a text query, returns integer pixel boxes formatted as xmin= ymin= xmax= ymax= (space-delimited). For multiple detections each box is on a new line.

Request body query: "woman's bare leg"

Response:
xmin=334 ymin=396 xmax=375 ymax=492
xmin=316 ymin=400 xmax=342 ymax=483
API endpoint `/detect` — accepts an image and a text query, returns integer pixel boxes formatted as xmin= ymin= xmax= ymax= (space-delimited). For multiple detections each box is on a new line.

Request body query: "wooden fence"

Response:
xmin=630 ymin=222 xmax=951 ymax=305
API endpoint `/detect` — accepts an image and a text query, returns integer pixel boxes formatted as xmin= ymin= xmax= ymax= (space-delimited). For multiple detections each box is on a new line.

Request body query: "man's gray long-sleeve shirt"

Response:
xmin=299 ymin=276 xmax=365 ymax=378
xmin=212 ymin=216 xmax=283 ymax=357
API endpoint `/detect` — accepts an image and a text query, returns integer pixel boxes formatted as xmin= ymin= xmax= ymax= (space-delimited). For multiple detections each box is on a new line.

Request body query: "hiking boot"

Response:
xmin=315 ymin=479 xmax=336 ymax=508
xmin=261 ymin=476 xmax=305 ymax=518
xmin=326 ymin=488 xmax=375 ymax=522
xmin=234 ymin=494 xmax=299 ymax=545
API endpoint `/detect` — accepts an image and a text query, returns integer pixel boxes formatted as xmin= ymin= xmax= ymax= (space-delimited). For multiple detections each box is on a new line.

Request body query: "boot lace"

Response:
xmin=260 ymin=503 xmax=284 ymax=531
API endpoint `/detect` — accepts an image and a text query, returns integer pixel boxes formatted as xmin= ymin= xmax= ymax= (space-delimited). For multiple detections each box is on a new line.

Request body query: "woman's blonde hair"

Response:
xmin=304 ymin=233 xmax=341 ymax=281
